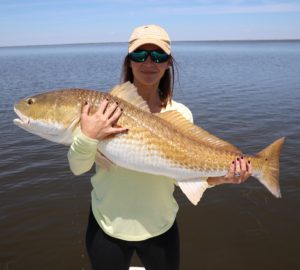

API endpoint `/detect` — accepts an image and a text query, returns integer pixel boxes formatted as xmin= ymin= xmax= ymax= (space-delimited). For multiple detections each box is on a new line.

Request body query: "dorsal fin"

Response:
xmin=158 ymin=110 xmax=241 ymax=153
xmin=110 ymin=82 xmax=150 ymax=112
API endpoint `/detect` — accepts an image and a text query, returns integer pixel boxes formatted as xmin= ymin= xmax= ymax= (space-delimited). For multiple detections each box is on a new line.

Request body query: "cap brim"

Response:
xmin=128 ymin=38 xmax=171 ymax=54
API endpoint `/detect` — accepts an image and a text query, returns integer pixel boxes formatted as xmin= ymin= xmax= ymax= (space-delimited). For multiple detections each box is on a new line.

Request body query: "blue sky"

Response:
xmin=1 ymin=0 xmax=300 ymax=47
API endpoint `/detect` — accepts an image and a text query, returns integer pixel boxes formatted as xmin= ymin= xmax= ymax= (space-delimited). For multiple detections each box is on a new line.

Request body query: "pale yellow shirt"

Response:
xmin=68 ymin=100 xmax=206 ymax=241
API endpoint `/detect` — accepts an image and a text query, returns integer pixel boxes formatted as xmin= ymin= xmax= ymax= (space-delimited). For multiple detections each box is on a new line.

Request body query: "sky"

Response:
xmin=1 ymin=0 xmax=300 ymax=47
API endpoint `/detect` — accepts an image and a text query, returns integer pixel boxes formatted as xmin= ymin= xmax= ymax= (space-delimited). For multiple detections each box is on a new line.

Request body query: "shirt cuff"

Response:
xmin=72 ymin=129 xmax=99 ymax=153
xmin=76 ymin=129 xmax=99 ymax=144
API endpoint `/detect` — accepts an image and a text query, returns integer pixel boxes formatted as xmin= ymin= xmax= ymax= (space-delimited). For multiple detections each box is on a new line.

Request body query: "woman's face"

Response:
xmin=130 ymin=44 xmax=170 ymax=87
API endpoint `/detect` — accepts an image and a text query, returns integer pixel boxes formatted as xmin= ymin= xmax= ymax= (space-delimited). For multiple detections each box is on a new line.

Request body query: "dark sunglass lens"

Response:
xmin=150 ymin=51 xmax=169 ymax=63
xmin=129 ymin=51 xmax=148 ymax=62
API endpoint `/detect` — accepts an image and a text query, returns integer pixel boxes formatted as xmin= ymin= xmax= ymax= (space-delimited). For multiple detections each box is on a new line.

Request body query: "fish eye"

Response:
xmin=27 ymin=98 xmax=34 ymax=105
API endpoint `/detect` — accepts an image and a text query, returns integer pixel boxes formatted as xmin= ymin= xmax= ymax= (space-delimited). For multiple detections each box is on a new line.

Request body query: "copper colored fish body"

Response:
xmin=13 ymin=82 xmax=285 ymax=205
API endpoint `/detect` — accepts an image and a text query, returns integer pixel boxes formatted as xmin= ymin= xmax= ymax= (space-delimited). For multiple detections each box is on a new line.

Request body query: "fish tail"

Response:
xmin=255 ymin=137 xmax=285 ymax=198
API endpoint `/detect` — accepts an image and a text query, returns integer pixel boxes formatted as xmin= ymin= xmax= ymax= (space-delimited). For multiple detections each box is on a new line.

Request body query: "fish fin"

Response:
xmin=177 ymin=179 xmax=211 ymax=205
xmin=95 ymin=150 xmax=116 ymax=170
xmin=110 ymin=82 xmax=150 ymax=112
xmin=255 ymin=137 xmax=285 ymax=198
xmin=50 ymin=117 xmax=80 ymax=145
xmin=158 ymin=111 xmax=241 ymax=153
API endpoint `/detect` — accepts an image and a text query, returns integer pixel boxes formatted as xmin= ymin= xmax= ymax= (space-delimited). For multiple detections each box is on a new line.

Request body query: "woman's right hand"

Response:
xmin=81 ymin=99 xmax=128 ymax=140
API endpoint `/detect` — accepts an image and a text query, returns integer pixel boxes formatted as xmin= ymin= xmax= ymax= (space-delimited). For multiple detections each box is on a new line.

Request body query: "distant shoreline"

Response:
xmin=1 ymin=39 xmax=300 ymax=49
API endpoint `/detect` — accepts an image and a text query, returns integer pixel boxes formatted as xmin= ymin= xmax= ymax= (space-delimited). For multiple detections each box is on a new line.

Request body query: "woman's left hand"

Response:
xmin=224 ymin=156 xmax=252 ymax=184
xmin=207 ymin=156 xmax=252 ymax=186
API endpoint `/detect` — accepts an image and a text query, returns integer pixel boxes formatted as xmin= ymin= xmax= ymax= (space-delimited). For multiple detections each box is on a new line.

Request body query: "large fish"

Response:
xmin=13 ymin=82 xmax=285 ymax=205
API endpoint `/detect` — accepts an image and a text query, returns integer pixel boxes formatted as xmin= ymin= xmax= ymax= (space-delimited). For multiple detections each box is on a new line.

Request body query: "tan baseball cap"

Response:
xmin=128 ymin=24 xmax=171 ymax=55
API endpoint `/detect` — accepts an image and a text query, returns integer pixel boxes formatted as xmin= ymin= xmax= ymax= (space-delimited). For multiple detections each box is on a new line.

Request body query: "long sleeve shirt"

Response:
xmin=68 ymin=100 xmax=209 ymax=241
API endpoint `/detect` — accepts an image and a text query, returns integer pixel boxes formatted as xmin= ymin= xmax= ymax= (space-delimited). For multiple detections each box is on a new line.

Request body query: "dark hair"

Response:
xmin=121 ymin=54 xmax=175 ymax=107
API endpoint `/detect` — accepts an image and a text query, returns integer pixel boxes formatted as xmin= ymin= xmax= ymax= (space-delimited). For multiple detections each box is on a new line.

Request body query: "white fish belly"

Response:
xmin=98 ymin=136 xmax=226 ymax=180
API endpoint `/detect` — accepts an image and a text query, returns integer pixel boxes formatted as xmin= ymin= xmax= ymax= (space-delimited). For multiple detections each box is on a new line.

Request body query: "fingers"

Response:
xmin=109 ymin=107 xmax=123 ymax=125
xmin=108 ymin=126 xmax=129 ymax=135
xmin=239 ymin=156 xmax=247 ymax=182
xmin=240 ymin=156 xmax=247 ymax=172
xmin=80 ymin=98 xmax=127 ymax=140
xmin=244 ymin=160 xmax=253 ymax=179
xmin=225 ymin=161 xmax=235 ymax=179
xmin=104 ymin=102 xmax=119 ymax=119
xmin=94 ymin=98 xmax=118 ymax=118
xmin=94 ymin=99 xmax=122 ymax=121
xmin=236 ymin=156 xmax=250 ymax=183
xmin=97 ymin=98 xmax=109 ymax=115
xmin=81 ymin=102 xmax=90 ymax=116
xmin=235 ymin=157 xmax=241 ymax=175
xmin=225 ymin=156 xmax=252 ymax=184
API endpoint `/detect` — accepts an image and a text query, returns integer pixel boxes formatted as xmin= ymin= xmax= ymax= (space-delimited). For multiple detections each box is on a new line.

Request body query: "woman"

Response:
xmin=68 ymin=24 xmax=252 ymax=270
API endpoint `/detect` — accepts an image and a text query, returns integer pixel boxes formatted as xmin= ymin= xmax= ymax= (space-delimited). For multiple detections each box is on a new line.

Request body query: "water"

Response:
xmin=0 ymin=41 xmax=299 ymax=270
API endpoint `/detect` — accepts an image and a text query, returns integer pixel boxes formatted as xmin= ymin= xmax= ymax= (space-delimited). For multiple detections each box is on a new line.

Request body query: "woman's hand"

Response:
xmin=207 ymin=156 xmax=252 ymax=186
xmin=81 ymin=99 xmax=128 ymax=140
xmin=224 ymin=156 xmax=252 ymax=184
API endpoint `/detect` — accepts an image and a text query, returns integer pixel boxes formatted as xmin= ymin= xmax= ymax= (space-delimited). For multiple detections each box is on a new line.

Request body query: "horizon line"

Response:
xmin=1 ymin=38 xmax=300 ymax=49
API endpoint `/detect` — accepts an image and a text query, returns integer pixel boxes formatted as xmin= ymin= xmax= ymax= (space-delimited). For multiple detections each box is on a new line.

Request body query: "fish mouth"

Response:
xmin=13 ymin=107 xmax=30 ymax=127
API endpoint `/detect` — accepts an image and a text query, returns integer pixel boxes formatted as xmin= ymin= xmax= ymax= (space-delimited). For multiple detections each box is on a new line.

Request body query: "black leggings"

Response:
xmin=86 ymin=208 xmax=180 ymax=270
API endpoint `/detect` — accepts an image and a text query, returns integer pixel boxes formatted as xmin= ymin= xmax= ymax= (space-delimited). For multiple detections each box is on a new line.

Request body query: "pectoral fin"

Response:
xmin=60 ymin=117 xmax=81 ymax=145
xmin=95 ymin=150 xmax=116 ymax=170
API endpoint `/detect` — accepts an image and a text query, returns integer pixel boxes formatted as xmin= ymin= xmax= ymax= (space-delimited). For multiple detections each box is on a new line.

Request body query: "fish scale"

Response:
xmin=13 ymin=82 xmax=285 ymax=205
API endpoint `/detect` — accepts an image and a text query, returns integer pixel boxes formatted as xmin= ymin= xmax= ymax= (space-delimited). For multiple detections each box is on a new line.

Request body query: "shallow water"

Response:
xmin=0 ymin=41 xmax=300 ymax=270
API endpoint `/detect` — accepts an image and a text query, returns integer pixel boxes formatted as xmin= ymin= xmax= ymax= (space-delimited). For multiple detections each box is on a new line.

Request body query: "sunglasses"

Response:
xmin=129 ymin=50 xmax=170 ymax=63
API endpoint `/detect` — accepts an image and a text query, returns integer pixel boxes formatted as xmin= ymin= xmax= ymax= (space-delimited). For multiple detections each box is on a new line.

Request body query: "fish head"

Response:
xmin=13 ymin=89 xmax=83 ymax=145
